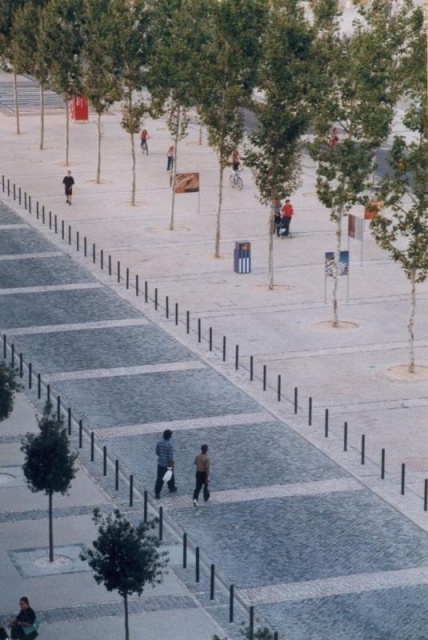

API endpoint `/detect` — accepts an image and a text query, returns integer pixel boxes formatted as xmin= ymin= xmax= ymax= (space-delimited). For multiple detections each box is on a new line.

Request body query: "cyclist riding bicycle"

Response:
xmin=231 ymin=149 xmax=241 ymax=174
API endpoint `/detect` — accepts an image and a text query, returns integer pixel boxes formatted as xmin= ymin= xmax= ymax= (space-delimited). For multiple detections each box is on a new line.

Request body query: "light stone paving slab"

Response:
xmin=0 ymin=251 xmax=63 ymax=261
xmin=0 ymin=224 xmax=28 ymax=230
xmin=43 ymin=360 xmax=205 ymax=382
xmin=0 ymin=282 xmax=101 ymax=295
xmin=239 ymin=566 xmax=428 ymax=604
xmin=6 ymin=317 xmax=149 ymax=335
xmin=9 ymin=544 xmax=89 ymax=577
xmin=100 ymin=411 xmax=271 ymax=438
xmin=158 ymin=477 xmax=363 ymax=508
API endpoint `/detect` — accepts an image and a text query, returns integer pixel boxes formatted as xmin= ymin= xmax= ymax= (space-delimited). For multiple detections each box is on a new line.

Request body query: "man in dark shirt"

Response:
xmin=62 ymin=170 xmax=75 ymax=205
xmin=154 ymin=429 xmax=177 ymax=498
xmin=9 ymin=597 xmax=38 ymax=640
xmin=193 ymin=444 xmax=210 ymax=507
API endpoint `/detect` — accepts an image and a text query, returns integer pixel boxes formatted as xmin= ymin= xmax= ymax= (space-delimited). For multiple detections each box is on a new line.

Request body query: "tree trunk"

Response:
xmin=123 ymin=593 xmax=129 ymax=640
xmin=332 ymin=210 xmax=342 ymax=328
xmin=408 ymin=269 xmax=416 ymax=373
xmin=65 ymin=99 xmax=70 ymax=166
xmin=131 ymin=130 xmax=136 ymax=206
xmin=48 ymin=490 xmax=54 ymax=562
xmin=13 ymin=67 xmax=20 ymax=135
xmin=169 ymin=105 xmax=180 ymax=231
xmin=268 ymin=201 xmax=275 ymax=290
xmin=40 ymin=84 xmax=45 ymax=150
xmin=96 ymin=112 xmax=102 ymax=184
xmin=215 ymin=155 xmax=224 ymax=259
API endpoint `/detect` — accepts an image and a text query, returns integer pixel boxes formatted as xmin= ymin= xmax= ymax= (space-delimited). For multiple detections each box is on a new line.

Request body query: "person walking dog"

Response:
xmin=154 ymin=429 xmax=177 ymax=499
xmin=192 ymin=444 xmax=210 ymax=507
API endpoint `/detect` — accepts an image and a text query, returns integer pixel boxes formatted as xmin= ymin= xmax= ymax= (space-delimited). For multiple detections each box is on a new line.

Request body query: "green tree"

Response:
xmin=21 ymin=401 xmax=78 ymax=562
xmin=148 ymin=0 xmax=208 ymax=230
xmin=0 ymin=0 xmax=26 ymax=134
xmin=0 ymin=361 xmax=22 ymax=422
xmin=82 ymin=508 xmax=169 ymax=640
xmin=41 ymin=0 xmax=84 ymax=165
xmin=110 ymin=0 xmax=153 ymax=206
xmin=309 ymin=0 xmax=412 ymax=327
xmin=245 ymin=0 xmax=315 ymax=289
xmin=81 ymin=0 xmax=122 ymax=183
xmin=370 ymin=8 xmax=427 ymax=373
xmin=197 ymin=0 xmax=267 ymax=258
xmin=11 ymin=1 xmax=50 ymax=149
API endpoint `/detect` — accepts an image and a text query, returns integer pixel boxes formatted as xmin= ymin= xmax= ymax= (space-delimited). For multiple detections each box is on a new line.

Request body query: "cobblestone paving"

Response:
xmin=2 ymin=201 xmax=428 ymax=639
xmin=0 ymin=203 xmax=23 ymax=223
xmin=0 ymin=504 xmax=112 ymax=523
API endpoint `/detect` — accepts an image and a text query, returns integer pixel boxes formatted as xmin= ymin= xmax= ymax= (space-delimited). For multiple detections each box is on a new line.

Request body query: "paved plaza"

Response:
xmin=0 ymin=62 xmax=428 ymax=640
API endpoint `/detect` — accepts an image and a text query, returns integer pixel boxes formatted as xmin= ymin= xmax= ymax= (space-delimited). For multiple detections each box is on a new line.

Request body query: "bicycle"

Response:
xmin=229 ymin=170 xmax=243 ymax=191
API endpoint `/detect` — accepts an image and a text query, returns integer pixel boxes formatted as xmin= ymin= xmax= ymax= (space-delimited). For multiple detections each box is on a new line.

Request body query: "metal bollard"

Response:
xmin=229 ymin=585 xmax=234 ymax=623
xmin=100 ymin=248 xmax=103 ymax=268
xmin=195 ymin=547 xmax=200 ymax=583
xmin=136 ymin=275 xmax=139 ymax=296
xmin=28 ymin=363 xmax=32 ymax=389
xmin=198 ymin=318 xmax=201 ymax=343
xmin=68 ymin=408 xmax=72 ymax=435
xmin=308 ymin=397 xmax=312 ymax=425
xmin=109 ymin=255 xmax=112 ymax=275
xmin=79 ymin=420 xmax=83 ymax=448
xmin=235 ymin=345 xmax=239 ymax=370
xmin=145 ymin=280 xmax=148 ymax=303
xmin=126 ymin=268 xmax=129 ymax=289
xmin=223 ymin=336 xmax=226 ymax=361
xmin=175 ymin=303 xmax=178 ymax=325
xmin=11 ymin=343 xmax=15 ymax=367
xmin=68 ymin=225 xmax=71 ymax=245
xmin=19 ymin=353 xmax=23 ymax=378
xmin=186 ymin=311 xmax=190 ymax=334
xmin=103 ymin=446 xmax=107 ymax=476
xmin=263 ymin=365 xmax=267 ymax=391
xmin=381 ymin=448 xmax=385 ymax=479
xmin=84 ymin=237 xmax=87 ymax=256
xmin=294 ymin=387 xmax=298 ymax=414
xmin=62 ymin=220 xmax=65 ymax=239
xmin=424 ymin=479 xmax=428 ymax=511
xmin=47 ymin=384 xmax=50 ymax=402
xmin=91 ymin=432 xmax=95 ymax=461
xmin=54 ymin=215 xmax=58 ymax=234
xmin=277 ymin=375 xmax=281 ymax=402
xmin=155 ymin=288 xmax=158 ymax=310
xmin=2 ymin=334 xmax=6 ymax=359
xmin=361 ymin=434 xmax=365 ymax=465
xmin=159 ymin=506 xmax=163 ymax=541
xmin=209 ymin=327 xmax=213 ymax=351
xmin=49 ymin=211 xmax=52 ymax=229
xmin=144 ymin=490 xmax=148 ymax=523
xmin=344 ymin=421 xmax=348 ymax=451
xmin=401 ymin=463 xmax=405 ymax=495
xmin=250 ymin=355 xmax=254 ymax=381
xmin=325 ymin=409 xmax=329 ymax=437
xmin=115 ymin=460 xmax=119 ymax=491
xmin=76 ymin=231 xmax=79 ymax=252
xmin=117 ymin=261 xmax=120 ymax=282
xmin=37 ymin=373 xmax=41 ymax=399
xmin=249 ymin=606 xmax=254 ymax=640
xmin=57 ymin=396 xmax=61 ymax=421
xmin=210 ymin=564 xmax=215 ymax=600
xmin=165 ymin=296 xmax=169 ymax=318
xmin=183 ymin=533 xmax=187 ymax=569
xmin=129 ymin=475 xmax=134 ymax=507
xmin=92 ymin=243 xmax=96 ymax=263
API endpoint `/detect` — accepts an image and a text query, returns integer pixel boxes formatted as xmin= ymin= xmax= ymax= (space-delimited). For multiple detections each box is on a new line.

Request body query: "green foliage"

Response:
xmin=21 ymin=401 xmax=78 ymax=495
xmin=83 ymin=508 xmax=168 ymax=598
xmin=0 ymin=361 xmax=22 ymax=422
xmin=240 ymin=626 xmax=276 ymax=640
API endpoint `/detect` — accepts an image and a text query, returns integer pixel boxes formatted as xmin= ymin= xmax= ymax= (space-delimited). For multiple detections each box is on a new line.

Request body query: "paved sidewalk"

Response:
xmin=1 ymin=60 xmax=428 ymax=640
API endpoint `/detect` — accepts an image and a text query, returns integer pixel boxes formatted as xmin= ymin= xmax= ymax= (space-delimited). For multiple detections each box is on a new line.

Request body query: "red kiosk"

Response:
xmin=71 ymin=97 xmax=88 ymax=121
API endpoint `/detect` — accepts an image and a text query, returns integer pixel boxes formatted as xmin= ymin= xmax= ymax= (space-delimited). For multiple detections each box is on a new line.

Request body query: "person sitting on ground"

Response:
xmin=9 ymin=597 xmax=38 ymax=640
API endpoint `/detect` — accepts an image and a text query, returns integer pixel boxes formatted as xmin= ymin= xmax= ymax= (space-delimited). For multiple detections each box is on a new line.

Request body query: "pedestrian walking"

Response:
xmin=273 ymin=198 xmax=281 ymax=237
xmin=280 ymin=199 xmax=294 ymax=237
xmin=8 ymin=597 xmax=38 ymax=640
xmin=62 ymin=170 xmax=74 ymax=205
xmin=192 ymin=444 xmax=210 ymax=507
xmin=166 ymin=146 xmax=174 ymax=171
xmin=140 ymin=129 xmax=150 ymax=154
xmin=154 ymin=429 xmax=177 ymax=499
xmin=328 ymin=127 xmax=339 ymax=152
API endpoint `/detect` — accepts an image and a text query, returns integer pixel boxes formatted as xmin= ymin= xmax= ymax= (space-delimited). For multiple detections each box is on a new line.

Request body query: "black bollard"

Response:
xmin=344 ymin=421 xmax=348 ymax=451
xmin=401 ymin=463 xmax=405 ymax=495
xmin=61 ymin=220 xmax=65 ymax=239
xmin=229 ymin=585 xmax=234 ymax=623
xmin=100 ymin=248 xmax=103 ymax=268
xmin=35 ymin=199 xmax=38 ymax=215
xmin=76 ymin=231 xmax=79 ymax=252
xmin=195 ymin=547 xmax=200 ymax=583
xmin=57 ymin=396 xmax=61 ymax=421
xmin=381 ymin=448 xmax=385 ymax=479
xmin=165 ymin=296 xmax=169 ymax=318
xmin=155 ymin=288 xmax=158 ymax=310
xmin=274 ymin=633 xmax=278 ymax=640
xmin=209 ymin=327 xmax=213 ymax=351
xmin=42 ymin=205 xmax=45 ymax=222
xmin=91 ymin=432 xmax=95 ymax=461
xmin=28 ymin=363 xmax=32 ymax=389
xmin=79 ymin=420 xmax=83 ymax=448
xmin=47 ymin=384 xmax=50 ymax=402
xmin=7 ymin=180 xmax=10 ymax=196
xmin=294 ymin=387 xmax=298 ymax=414
xmin=117 ymin=261 xmax=121 ymax=283
xmin=183 ymin=533 xmax=187 ymax=569
xmin=2 ymin=334 xmax=6 ymax=359
xmin=103 ymin=446 xmax=107 ymax=476
xmin=249 ymin=606 xmax=254 ymax=640
xmin=143 ymin=490 xmax=148 ymax=523
xmin=13 ymin=184 xmax=16 ymax=199
xmin=198 ymin=318 xmax=201 ymax=343
xmin=210 ymin=564 xmax=215 ymax=600
xmin=92 ymin=243 xmax=96 ymax=264
xmin=175 ymin=303 xmax=178 ymax=325
xmin=68 ymin=225 xmax=71 ymax=245
xmin=159 ymin=506 xmax=163 ymax=541
xmin=109 ymin=255 xmax=112 ymax=275
xmin=235 ymin=345 xmax=239 ymax=370
xmin=277 ymin=375 xmax=281 ymax=402
xmin=37 ymin=373 xmax=41 ymax=399
xmin=250 ymin=355 xmax=254 ymax=381
xmin=11 ymin=343 xmax=15 ymax=366
xmin=19 ymin=188 xmax=22 ymax=205
xmin=424 ymin=479 xmax=428 ymax=511
xmin=126 ymin=268 xmax=129 ymax=289
xmin=19 ymin=353 xmax=23 ymax=378
xmin=55 ymin=215 xmax=58 ymax=234
xmin=186 ymin=311 xmax=190 ymax=334
xmin=115 ymin=460 xmax=119 ymax=490
xmin=361 ymin=434 xmax=365 ymax=465
xmin=49 ymin=211 xmax=52 ymax=229
xmin=308 ymin=397 xmax=312 ymax=426
xmin=145 ymin=280 xmax=148 ymax=303
xmin=136 ymin=275 xmax=139 ymax=296
xmin=67 ymin=408 xmax=72 ymax=435
xmin=29 ymin=196 xmax=32 ymax=213
xmin=263 ymin=365 xmax=267 ymax=391
xmin=129 ymin=475 xmax=134 ymax=507
xmin=325 ymin=409 xmax=329 ymax=437
xmin=84 ymin=237 xmax=87 ymax=256
xmin=222 ymin=336 xmax=226 ymax=361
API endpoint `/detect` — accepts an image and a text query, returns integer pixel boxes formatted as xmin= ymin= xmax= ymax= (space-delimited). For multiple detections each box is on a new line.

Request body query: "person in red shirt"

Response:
xmin=140 ymin=129 xmax=150 ymax=154
xmin=280 ymin=199 xmax=294 ymax=237
xmin=328 ymin=127 xmax=339 ymax=152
